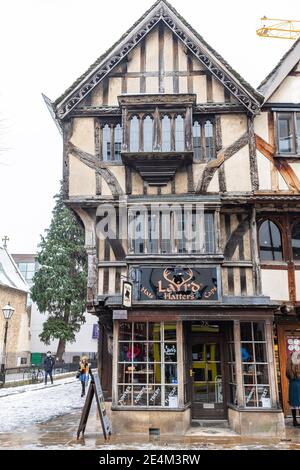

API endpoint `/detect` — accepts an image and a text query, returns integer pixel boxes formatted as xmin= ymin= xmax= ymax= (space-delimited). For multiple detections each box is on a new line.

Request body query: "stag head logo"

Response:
xmin=163 ymin=267 xmax=194 ymax=291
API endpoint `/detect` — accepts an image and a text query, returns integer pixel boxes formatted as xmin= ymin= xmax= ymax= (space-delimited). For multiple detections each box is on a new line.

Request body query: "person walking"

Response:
xmin=43 ymin=351 xmax=55 ymax=385
xmin=78 ymin=355 xmax=90 ymax=397
xmin=286 ymin=350 xmax=300 ymax=426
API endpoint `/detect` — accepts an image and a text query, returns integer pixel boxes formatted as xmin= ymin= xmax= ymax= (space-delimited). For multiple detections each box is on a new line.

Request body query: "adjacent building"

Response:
xmin=47 ymin=0 xmax=300 ymax=437
xmin=0 ymin=247 xmax=30 ymax=368
xmin=12 ymin=254 xmax=98 ymax=364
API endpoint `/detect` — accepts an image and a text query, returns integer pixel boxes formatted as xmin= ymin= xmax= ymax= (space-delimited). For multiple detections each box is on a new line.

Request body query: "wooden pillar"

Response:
xmin=233 ymin=320 xmax=244 ymax=407
xmin=265 ymin=320 xmax=279 ymax=408
xmin=112 ymin=320 xmax=119 ymax=407
xmin=177 ymin=321 xmax=184 ymax=406
xmin=250 ymin=206 xmax=262 ymax=295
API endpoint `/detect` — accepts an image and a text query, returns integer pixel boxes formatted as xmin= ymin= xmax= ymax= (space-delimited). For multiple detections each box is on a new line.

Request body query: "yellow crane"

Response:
xmin=257 ymin=16 xmax=300 ymax=40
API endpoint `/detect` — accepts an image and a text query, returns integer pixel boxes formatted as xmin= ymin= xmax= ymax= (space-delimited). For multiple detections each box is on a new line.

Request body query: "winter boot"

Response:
xmin=292 ymin=409 xmax=300 ymax=426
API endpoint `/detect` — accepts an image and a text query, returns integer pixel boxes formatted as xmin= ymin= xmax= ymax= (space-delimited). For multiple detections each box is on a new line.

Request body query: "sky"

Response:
xmin=0 ymin=0 xmax=299 ymax=254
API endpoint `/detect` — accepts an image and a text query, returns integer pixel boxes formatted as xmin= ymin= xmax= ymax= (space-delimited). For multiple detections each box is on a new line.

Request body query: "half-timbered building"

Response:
xmin=48 ymin=0 xmax=295 ymax=437
xmin=255 ymin=38 xmax=300 ymax=419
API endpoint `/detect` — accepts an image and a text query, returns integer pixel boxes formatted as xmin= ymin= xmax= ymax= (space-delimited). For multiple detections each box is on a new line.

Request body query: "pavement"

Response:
xmin=1 ymin=403 xmax=300 ymax=450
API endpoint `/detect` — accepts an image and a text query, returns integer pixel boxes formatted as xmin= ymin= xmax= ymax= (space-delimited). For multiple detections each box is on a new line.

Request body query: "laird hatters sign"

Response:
xmin=136 ymin=266 xmax=218 ymax=301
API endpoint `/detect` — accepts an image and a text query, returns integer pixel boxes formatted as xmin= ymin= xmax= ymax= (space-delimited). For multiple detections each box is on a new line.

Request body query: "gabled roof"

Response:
xmin=258 ymin=36 xmax=300 ymax=102
xmin=53 ymin=0 xmax=263 ymax=119
xmin=0 ymin=247 xmax=29 ymax=293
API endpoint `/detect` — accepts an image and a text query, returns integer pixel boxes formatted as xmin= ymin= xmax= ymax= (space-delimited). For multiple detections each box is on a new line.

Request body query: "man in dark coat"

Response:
xmin=43 ymin=351 xmax=55 ymax=385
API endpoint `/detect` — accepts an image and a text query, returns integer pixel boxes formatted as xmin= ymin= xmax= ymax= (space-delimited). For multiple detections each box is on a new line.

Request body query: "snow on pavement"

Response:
xmin=0 ymin=378 xmax=84 ymax=433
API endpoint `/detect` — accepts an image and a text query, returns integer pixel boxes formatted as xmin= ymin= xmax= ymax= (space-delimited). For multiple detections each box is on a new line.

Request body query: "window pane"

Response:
xmin=204 ymin=120 xmax=215 ymax=161
xmin=148 ymin=343 xmax=161 ymax=362
xmin=114 ymin=124 xmax=122 ymax=161
xmin=130 ymin=116 xmax=139 ymax=152
xmin=118 ymin=385 xmax=132 ymax=406
xmin=244 ymin=386 xmax=257 ymax=407
xmin=148 ymin=323 xmax=161 ymax=341
xmin=130 ymin=343 xmax=146 ymax=362
xmin=160 ymin=211 xmax=171 ymax=253
xmin=204 ymin=213 xmax=215 ymax=253
xmin=243 ymin=364 xmax=256 ymax=384
xmin=134 ymin=323 xmax=147 ymax=341
xmin=259 ymin=220 xmax=283 ymax=261
xmin=193 ymin=121 xmax=201 ymax=160
xmin=165 ymin=386 xmax=178 ymax=407
xmin=133 ymin=364 xmax=148 ymax=383
xmin=119 ymin=322 xmax=132 ymax=341
xmin=241 ymin=322 xmax=252 ymax=341
xmin=165 ymin=364 xmax=178 ymax=384
xmin=241 ymin=343 xmax=254 ymax=362
xmin=148 ymin=213 xmax=159 ymax=253
xmin=102 ymin=124 xmax=111 ymax=161
xmin=256 ymin=364 xmax=269 ymax=384
xmin=143 ymin=116 xmax=153 ymax=152
xmin=257 ymin=386 xmax=271 ymax=408
xmin=278 ymin=113 xmax=294 ymax=153
xmin=119 ymin=342 xmax=131 ymax=362
xmin=253 ymin=322 xmax=265 ymax=341
xmin=175 ymin=115 xmax=184 ymax=151
xmin=162 ymin=115 xmax=171 ymax=151
xmin=254 ymin=343 xmax=267 ymax=363
xmin=164 ymin=323 xmax=177 ymax=341
xmin=149 ymin=386 xmax=162 ymax=406
xmin=148 ymin=363 xmax=161 ymax=384
xmin=292 ymin=222 xmax=300 ymax=261
xmin=133 ymin=385 xmax=148 ymax=406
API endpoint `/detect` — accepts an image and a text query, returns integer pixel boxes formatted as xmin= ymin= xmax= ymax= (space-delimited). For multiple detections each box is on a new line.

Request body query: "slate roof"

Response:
xmin=0 ymin=247 xmax=29 ymax=293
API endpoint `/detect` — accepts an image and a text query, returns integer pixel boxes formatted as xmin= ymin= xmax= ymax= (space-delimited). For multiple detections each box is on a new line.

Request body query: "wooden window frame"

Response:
xmin=275 ymin=111 xmax=300 ymax=158
xmin=193 ymin=115 xmax=216 ymax=163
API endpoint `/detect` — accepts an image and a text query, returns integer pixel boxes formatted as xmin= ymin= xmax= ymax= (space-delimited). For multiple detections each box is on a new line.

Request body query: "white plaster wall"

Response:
xmin=178 ymin=41 xmax=187 ymax=71
xmin=127 ymin=45 xmax=140 ymax=73
xmin=71 ymin=118 xmax=95 ymax=155
xmin=194 ymin=75 xmax=207 ymax=103
xmin=261 ymin=269 xmax=289 ymax=301
xmin=221 ymin=114 xmax=247 ymax=147
xmin=224 ymin=146 xmax=252 ymax=192
xmin=289 ymin=163 xmax=300 ymax=181
xmin=278 ymin=173 xmax=289 ymax=190
xmin=145 ymin=29 xmax=158 ymax=71
xmin=69 ymin=154 xmax=96 ymax=196
xmin=207 ymin=171 xmax=219 ymax=192
xmin=295 ymin=271 xmax=300 ymax=301
xmin=269 ymin=76 xmax=300 ymax=103
xmin=108 ymin=77 xmax=122 ymax=106
xmin=164 ymin=29 xmax=173 ymax=71
xmin=16 ymin=312 xmax=30 ymax=353
xmin=254 ymin=112 xmax=269 ymax=142
xmin=257 ymin=150 xmax=272 ymax=190
xmin=212 ymin=77 xmax=224 ymax=102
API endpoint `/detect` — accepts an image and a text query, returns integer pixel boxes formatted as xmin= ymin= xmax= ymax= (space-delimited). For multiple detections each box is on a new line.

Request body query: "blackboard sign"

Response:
xmin=77 ymin=371 xmax=111 ymax=440
xmin=133 ymin=266 xmax=218 ymax=301
xmin=93 ymin=373 xmax=112 ymax=439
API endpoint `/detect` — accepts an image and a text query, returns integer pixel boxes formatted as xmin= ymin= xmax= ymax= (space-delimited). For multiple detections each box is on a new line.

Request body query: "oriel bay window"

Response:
xmin=276 ymin=111 xmax=300 ymax=155
xmin=117 ymin=322 xmax=178 ymax=407
xmin=128 ymin=208 xmax=216 ymax=254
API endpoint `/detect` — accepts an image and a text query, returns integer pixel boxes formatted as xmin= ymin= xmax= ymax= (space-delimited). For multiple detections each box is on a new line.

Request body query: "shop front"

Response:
xmin=110 ymin=313 xmax=285 ymax=437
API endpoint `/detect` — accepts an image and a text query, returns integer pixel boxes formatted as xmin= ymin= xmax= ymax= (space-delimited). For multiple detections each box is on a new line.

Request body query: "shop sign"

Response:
xmin=286 ymin=336 xmax=300 ymax=357
xmin=122 ymin=281 xmax=133 ymax=308
xmin=136 ymin=266 xmax=218 ymax=301
xmin=92 ymin=324 xmax=99 ymax=339
xmin=113 ymin=310 xmax=128 ymax=320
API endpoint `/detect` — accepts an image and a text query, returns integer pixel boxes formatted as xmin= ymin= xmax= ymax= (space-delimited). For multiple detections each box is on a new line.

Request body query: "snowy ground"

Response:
xmin=0 ymin=377 xmax=83 ymax=433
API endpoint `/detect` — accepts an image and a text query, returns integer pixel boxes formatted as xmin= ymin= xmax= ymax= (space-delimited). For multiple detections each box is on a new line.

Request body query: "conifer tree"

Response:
xmin=31 ymin=185 xmax=87 ymax=361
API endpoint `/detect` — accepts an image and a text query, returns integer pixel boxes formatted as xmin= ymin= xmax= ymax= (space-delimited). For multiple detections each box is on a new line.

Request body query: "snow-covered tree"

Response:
xmin=31 ymin=185 xmax=87 ymax=361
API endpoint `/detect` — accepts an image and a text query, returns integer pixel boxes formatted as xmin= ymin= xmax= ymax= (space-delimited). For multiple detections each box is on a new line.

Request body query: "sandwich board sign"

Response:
xmin=77 ymin=370 xmax=111 ymax=440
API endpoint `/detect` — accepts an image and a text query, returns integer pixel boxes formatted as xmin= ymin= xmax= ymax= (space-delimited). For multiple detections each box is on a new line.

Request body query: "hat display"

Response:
xmin=291 ymin=350 xmax=300 ymax=366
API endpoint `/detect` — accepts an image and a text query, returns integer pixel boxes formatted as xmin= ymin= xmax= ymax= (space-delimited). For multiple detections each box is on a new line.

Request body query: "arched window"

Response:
xmin=175 ymin=115 xmax=184 ymax=151
xmin=114 ymin=124 xmax=122 ymax=161
xmin=102 ymin=124 xmax=111 ymax=161
xmin=130 ymin=116 xmax=139 ymax=152
xmin=259 ymin=220 xmax=283 ymax=261
xmin=292 ymin=222 xmax=300 ymax=261
xmin=204 ymin=120 xmax=215 ymax=161
xmin=193 ymin=121 xmax=201 ymax=160
xmin=162 ymin=115 xmax=171 ymax=152
xmin=143 ymin=116 xmax=153 ymax=152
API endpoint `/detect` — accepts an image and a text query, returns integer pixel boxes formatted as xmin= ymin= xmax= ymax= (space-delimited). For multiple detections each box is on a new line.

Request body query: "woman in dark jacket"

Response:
xmin=286 ymin=351 xmax=300 ymax=426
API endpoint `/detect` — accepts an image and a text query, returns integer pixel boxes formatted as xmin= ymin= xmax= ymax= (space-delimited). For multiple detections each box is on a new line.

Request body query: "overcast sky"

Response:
xmin=0 ymin=0 xmax=299 ymax=254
